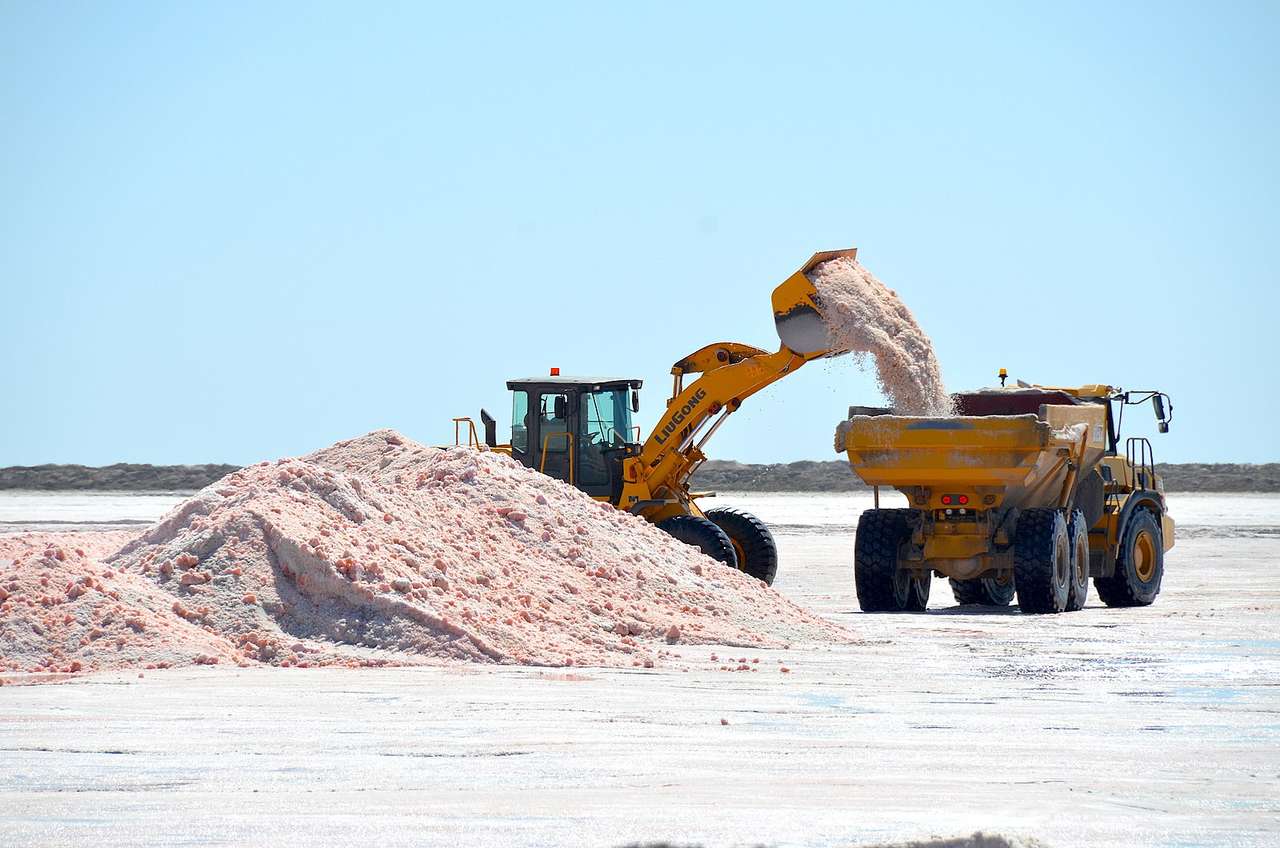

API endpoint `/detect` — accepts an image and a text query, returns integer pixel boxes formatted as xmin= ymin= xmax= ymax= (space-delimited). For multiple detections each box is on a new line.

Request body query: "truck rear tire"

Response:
xmin=657 ymin=515 xmax=738 ymax=570
xmin=704 ymin=507 xmax=779 ymax=585
xmin=855 ymin=509 xmax=930 ymax=612
xmin=1066 ymin=509 xmax=1090 ymax=611
xmin=949 ymin=575 xmax=1015 ymax=606
xmin=1095 ymin=508 xmax=1164 ymax=607
xmin=1014 ymin=508 xmax=1071 ymax=614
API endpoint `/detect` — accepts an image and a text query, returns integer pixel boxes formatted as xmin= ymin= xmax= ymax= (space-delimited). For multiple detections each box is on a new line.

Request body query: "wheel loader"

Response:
xmin=451 ymin=248 xmax=858 ymax=585
xmin=835 ymin=377 xmax=1175 ymax=614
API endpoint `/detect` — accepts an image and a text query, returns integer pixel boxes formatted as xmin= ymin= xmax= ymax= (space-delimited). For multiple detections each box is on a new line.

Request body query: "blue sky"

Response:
xmin=3 ymin=2 xmax=1276 ymax=466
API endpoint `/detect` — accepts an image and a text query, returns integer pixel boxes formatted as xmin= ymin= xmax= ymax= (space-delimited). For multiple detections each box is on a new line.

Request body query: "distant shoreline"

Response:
xmin=1 ymin=459 xmax=1277 ymax=494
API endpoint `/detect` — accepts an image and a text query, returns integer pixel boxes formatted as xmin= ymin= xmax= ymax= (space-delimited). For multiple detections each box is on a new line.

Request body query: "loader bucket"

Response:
xmin=772 ymin=247 xmax=858 ymax=355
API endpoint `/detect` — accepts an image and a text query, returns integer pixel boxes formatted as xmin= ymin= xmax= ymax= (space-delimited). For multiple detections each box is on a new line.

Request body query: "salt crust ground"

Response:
xmin=0 ymin=431 xmax=843 ymax=676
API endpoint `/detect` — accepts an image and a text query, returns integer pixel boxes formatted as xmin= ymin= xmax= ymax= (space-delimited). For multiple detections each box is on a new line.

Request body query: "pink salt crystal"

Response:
xmin=664 ymin=625 xmax=681 ymax=644
xmin=720 ymin=718 xmax=729 ymax=726
xmin=242 ymin=593 xmax=257 ymax=605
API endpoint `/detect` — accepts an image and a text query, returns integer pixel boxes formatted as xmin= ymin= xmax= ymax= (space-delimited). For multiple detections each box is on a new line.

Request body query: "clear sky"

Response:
xmin=3 ymin=2 xmax=1277 ymax=466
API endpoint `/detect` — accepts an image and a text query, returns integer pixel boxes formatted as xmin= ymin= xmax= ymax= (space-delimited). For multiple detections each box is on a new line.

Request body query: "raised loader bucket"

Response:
xmin=772 ymin=247 xmax=858 ymax=355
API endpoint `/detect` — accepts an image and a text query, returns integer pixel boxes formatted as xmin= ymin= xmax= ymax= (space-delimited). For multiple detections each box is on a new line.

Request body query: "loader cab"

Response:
xmin=506 ymin=376 xmax=643 ymax=501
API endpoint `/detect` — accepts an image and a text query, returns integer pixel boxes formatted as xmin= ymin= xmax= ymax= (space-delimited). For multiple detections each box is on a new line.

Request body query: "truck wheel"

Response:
xmin=1095 ymin=509 xmax=1164 ymax=607
xmin=657 ymin=515 xmax=738 ymax=570
xmin=949 ymin=575 xmax=1015 ymax=606
xmin=704 ymin=507 xmax=779 ymax=585
xmin=1066 ymin=509 xmax=1090 ymax=611
xmin=1014 ymin=508 xmax=1071 ymax=614
xmin=855 ymin=509 xmax=930 ymax=612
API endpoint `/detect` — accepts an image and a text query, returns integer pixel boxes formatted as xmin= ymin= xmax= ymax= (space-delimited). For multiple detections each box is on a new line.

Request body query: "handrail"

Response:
xmin=539 ymin=431 xmax=575 ymax=484
xmin=453 ymin=417 xmax=480 ymax=448
xmin=1126 ymin=437 xmax=1155 ymax=490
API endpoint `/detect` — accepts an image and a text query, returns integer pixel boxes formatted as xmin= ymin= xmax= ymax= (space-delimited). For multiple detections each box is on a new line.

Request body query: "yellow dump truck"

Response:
xmin=838 ymin=381 xmax=1175 ymax=614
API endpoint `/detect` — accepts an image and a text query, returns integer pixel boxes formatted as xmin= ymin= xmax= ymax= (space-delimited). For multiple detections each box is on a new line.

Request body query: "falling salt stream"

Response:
xmin=808 ymin=256 xmax=952 ymax=416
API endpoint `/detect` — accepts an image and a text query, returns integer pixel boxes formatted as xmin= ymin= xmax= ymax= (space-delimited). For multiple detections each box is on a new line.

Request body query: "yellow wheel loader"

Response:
xmin=452 ymin=249 xmax=857 ymax=585
xmin=837 ymin=378 xmax=1175 ymax=614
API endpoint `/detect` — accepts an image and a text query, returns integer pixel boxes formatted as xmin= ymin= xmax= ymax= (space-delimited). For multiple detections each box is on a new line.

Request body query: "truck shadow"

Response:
xmin=928 ymin=604 xmax=1023 ymax=616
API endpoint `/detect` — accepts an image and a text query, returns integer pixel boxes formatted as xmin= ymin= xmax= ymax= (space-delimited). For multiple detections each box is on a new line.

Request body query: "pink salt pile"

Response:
xmin=808 ymin=256 xmax=951 ymax=415
xmin=1 ymin=431 xmax=841 ymax=677
xmin=0 ymin=531 xmax=241 ymax=674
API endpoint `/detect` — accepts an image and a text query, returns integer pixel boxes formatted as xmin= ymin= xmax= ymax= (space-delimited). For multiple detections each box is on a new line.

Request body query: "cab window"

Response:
xmin=511 ymin=391 xmax=529 ymax=455
xmin=580 ymin=389 xmax=633 ymax=447
xmin=540 ymin=393 xmax=570 ymax=453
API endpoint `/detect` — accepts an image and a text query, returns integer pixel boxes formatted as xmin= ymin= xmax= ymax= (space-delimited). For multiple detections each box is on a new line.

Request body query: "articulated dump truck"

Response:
xmin=838 ymin=382 xmax=1175 ymax=614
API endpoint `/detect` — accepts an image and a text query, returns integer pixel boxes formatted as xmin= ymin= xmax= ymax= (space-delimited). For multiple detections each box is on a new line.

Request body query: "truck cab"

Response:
xmin=506 ymin=376 xmax=643 ymax=501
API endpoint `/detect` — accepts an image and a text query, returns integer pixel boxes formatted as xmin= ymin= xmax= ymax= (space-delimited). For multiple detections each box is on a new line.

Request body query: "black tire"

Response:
xmin=1066 ymin=509 xmax=1090 ymax=612
xmin=949 ymin=575 xmax=1015 ymax=606
xmin=657 ymin=514 xmax=738 ymax=569
xmin=704 ymin=507 xmax=779 ymax=585
xmin=1014 ymin=508 xmax=1071 ymax=614
xmin=855 ymin=509 xmax=930 ymax=612
xmin=1095 ymin=508 xmax=1164 ymax=607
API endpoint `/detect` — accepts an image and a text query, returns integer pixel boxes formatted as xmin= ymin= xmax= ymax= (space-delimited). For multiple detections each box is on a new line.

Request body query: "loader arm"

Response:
xmin=618 ymin=247 xmax=858 ymax=521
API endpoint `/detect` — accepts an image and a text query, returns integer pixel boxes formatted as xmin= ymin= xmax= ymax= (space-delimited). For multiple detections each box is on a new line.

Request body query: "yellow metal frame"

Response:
xmin=452 ymin=417 xmax=480 ymax=448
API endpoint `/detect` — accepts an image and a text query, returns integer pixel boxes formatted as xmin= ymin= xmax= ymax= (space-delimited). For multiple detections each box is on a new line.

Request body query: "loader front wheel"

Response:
xmin=1014 ymin=508 xmax=1071 ymax=614
xmin=1066 ymin=509 xmax=1090 ymax=612
xmin=949 ymin=575 xmax=1015 ymax=607
xmin=657 ymin=515 xmax=738 ymax=570
xmin=1095 ymin=509 xmax=1164 ymax=607
xmin=704 ymin=507 xmax=778 ymax=585
xmin=855 ymin=509 xmax=930 ymax=612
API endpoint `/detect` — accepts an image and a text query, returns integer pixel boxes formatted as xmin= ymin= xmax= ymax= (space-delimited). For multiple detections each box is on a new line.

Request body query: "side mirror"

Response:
xmin=1153 ymin=394 xmax=1170 ymax=433
xmin=553 ymin=395 xmax=567 ymax=419
xmin=631 ymin=389 xmax=640 ymax=414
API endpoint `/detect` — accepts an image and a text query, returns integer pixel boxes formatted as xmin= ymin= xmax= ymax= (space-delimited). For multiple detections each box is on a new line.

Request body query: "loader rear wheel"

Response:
xmin=1066 ymin=509 xmax=1090 ymax=612
xmin=657 ymin=515 xmax=738 ymax=570
xmin=855 ymin=509 xmax=930 ymax=612
xmin=948 ymin=575 xmax=1015 ymax=607
xmin=1095 ymin=509 xmax=1164 ymax=607
xmin=1013 ymin=508 xmax=1071 ymax=614
xmin=704 ymin=507 xmax=778 ymax=585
